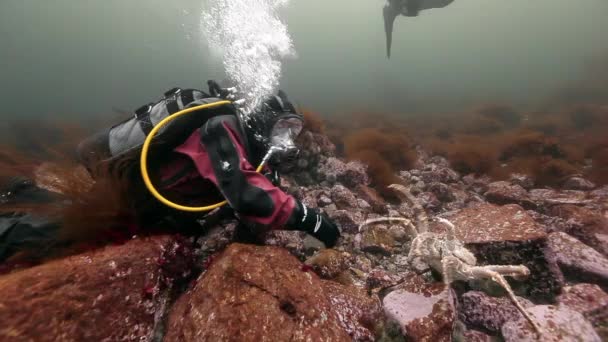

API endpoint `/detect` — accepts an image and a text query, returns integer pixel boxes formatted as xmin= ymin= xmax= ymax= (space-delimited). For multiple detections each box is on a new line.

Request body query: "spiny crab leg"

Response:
xmin=466 ymin=266 xmax=542 ymax=336
xmin=435 ymin=217 xmax=457 ymax=242
xmin=358 ymin=217 xmax=417 ymax=237
xmin=388 ymin=184 xmax=429 ymax=233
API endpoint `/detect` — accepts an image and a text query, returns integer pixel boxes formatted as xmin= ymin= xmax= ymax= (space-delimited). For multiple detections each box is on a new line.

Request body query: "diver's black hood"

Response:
xmin=241 ymin=90 xmax=303 ymax=164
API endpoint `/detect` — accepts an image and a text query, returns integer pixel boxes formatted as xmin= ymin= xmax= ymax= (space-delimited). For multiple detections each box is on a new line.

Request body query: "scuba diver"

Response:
xmin=383 ymin=0 xmax=455 ymax=58
xmin=0 ymin=81 xmax=340 ymax=263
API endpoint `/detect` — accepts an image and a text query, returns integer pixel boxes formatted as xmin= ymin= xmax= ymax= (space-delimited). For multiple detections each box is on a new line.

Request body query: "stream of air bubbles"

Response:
xmin=201 ymin=0 xmax=296 ymax=117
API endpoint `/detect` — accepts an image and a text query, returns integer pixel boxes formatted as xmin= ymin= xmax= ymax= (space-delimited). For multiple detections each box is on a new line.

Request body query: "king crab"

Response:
xmin=359 ymin=184 xmax=542 ymax=336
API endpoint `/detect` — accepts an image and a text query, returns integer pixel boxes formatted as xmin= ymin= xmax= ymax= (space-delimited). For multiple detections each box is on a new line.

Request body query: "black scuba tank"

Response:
xmin=77 ymin=87 xmax=236 ymax=171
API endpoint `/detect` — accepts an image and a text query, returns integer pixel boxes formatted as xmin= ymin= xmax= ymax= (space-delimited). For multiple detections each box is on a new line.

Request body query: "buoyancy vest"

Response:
xmin=77 ymin=88 xmax=237 ymax=171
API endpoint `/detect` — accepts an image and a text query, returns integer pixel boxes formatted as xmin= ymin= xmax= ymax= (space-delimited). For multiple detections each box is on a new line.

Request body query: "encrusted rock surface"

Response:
xmin=382 ymin=274 xmax=456 ymax=342
xmin=461 ymin=329 xmax=494 ymax=341
xmin=305 ymin=248 xmax=350 ymax=279
xmin=459 ymin=291 xmax=534 ymax=333
xmin=501 ymin=305 xmax=601 ymax=342
xmin=439 ymin=203 xmax=546 ymax=243
xmin=563 ymin=176 xmax=596 ymax=191
xmin=545 ymin=232 xmax=608 ymax=288
xmin=0 ymin=235 xmax=193 ymax=342
xmin=557 ymin=283 xmax=608 ymax=340
xmin=355 ymin=185 xmax=388 ymax=214
xmin=317 ymin=157 xmax=370 ymax=188
xmin=484 ymin=181 xmax=535 ymax=209
xmin=262 ymin=230 xmax=323 ymax=260
xmin=164 ymin=243 xmax=379 ymax=342
xmin=4 ymin=127 xmax=608 ymax=341
xmin=549 ymin=204 xmax=608 ymax=256
xmin=360 ymin=224 xmax=397 ymax=255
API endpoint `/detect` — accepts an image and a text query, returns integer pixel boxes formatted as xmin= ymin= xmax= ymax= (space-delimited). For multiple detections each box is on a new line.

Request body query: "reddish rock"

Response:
xmin=557 ymin=283 xmax=608 ymax=340
xmin=427 ymin=155 xmax=451 ymax=168
xmin=263 ymin=230 xmax=322 ymax=260
xmin=509 ymin=173 xmax=534 ymax=190
xmin=428 ymin=182 xmax=456 ymax=202
xmin=330 ymin=184 xmax=359 ymax=210
xmin=462 ymin=330 xmax=493 ymax=342
xmin=318 ymin=157 xmax=370 ymax=189
xmin=590 ymin=185 xmax=608 ymax=200
xmin=420 ymin=167 xmax=460 ymax=184
xmin=563 ymin=176 xmax=596 ymax=191
xmin=417 ymin=191 xmax=442 ymax=212
xmin=0 ymin=235 xmax=193 ymax=342
xmin=382 ymin=275 xmax=456 ymax=342
xmin=501 ymin=305 xmax=600 ymax=342
xmin=549 ymin=204 xmax=608 ymax=256
xmin=323 ymin=281 xmax=383 ymax=341
xmin=300 ymin=189 xmax=330 ymax=208
xmin=318 ymin=194 xmax=333 ymax=207
xmin=360 ymin=225 xmax=397 ymax=255
xmin=441 ymin=203 xmax=546 ymax=244
xmin=459 ymin=291 xmax=533 ymax=333
xmin=327 ymin=209 xmax=364 ymax=234
xmin=366 ymin=269 xmax=408 ymax=294
xmin=355 ymin=185 xmax=388 ymax=214
xmin=484 ymin=181 xmax=535 ymax=209
xmin=546 ymin=232 xmax=608 ymax=288
xmin=164 ymin=243 xmax=378 ymax=342
xmin=529 ymin=188 xmax=590 ymax=206
xmin=197 ymin=221 xmax=237 ymax=255
xmin=313 ymin=133 xmax=337 ymax=156
xmin=463 ymin=174 xmax=491 ymax=195
xmin=305 ymin=249 xmax=350 ymax=279
xmin=526 ymin=210 xmax=571 ymax=234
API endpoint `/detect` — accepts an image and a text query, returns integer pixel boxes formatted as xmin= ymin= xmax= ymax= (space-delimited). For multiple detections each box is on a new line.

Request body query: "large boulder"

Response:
xmin=0 ymin=235 xmax=194 ymax=342
xmin=164 ymin=243 xmax=380 ymax=342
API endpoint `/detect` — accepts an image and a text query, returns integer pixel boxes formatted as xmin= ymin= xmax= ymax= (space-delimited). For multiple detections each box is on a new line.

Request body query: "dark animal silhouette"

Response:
xmin=384 ymin=0 xmax=455 ymax=58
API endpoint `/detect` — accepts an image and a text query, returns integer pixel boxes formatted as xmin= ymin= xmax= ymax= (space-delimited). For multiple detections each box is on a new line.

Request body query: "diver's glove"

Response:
xmin=287 ymin=201 xmax=340 ymax=247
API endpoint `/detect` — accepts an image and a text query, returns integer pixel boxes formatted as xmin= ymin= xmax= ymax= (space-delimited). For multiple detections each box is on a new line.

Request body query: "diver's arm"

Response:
xmin=199 ymin=115 xmax=296 ymax=229
xmin=197 ymin=115 xmax=340 ymax=246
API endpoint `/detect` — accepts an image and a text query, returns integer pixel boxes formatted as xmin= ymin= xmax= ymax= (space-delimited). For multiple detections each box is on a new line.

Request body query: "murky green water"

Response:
xmin=1 ymin=0 xmax=607 ymax=119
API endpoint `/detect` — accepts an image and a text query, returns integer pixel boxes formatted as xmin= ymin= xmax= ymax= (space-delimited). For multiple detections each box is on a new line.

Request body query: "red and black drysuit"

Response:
xmin=154 ymin=113 xmax=339 ymax=247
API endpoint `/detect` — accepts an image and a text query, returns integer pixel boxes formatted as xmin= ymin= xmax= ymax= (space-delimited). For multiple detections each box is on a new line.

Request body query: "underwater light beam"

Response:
xmin=201 ymin=0 xmax=296 ymax=116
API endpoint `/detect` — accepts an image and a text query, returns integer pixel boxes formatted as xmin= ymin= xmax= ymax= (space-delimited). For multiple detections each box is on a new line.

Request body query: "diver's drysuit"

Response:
xmin=84 ymin=84 xmax=340 ymax=245
xmin=0 ymin=83 xmax=340 ymax=263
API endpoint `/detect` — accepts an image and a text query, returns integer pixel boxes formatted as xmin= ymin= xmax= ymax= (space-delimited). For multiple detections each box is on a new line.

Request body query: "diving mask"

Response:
xmin=269 ymin=115 xmax=304 ymax=163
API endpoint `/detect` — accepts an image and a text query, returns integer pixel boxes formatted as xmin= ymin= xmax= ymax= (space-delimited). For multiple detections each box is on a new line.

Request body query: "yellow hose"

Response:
xmin=140 ymin=100 xmax=265 ymax=212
